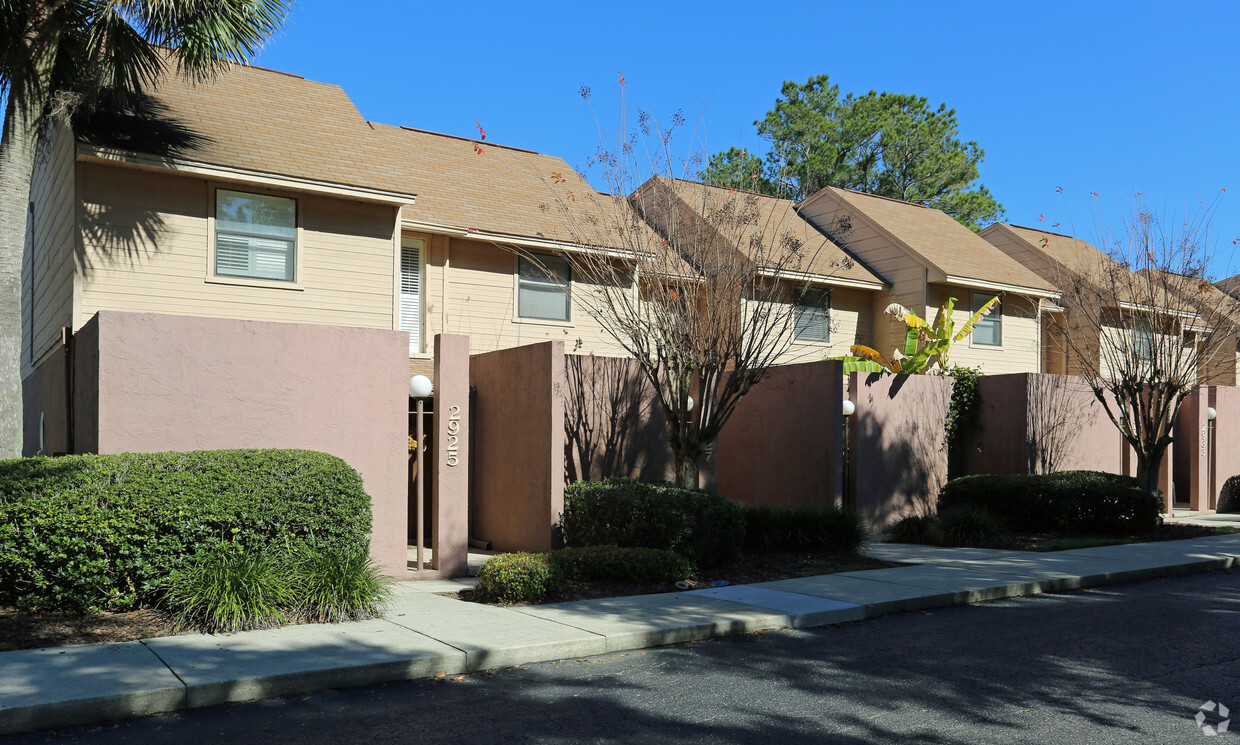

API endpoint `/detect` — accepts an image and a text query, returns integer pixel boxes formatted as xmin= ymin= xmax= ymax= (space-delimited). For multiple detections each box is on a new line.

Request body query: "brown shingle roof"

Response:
xmin=819 ymin=188 xmax=1057 ymax=293
xmin=77 ymin=61 xmax=647 ymax=251
xmin=76 ymin=62 xmax=417 ymax=196
xmin=636 ymin=178 xmax=886 ymax=286
xmin=999 ymin=224 xmax=1220 ymax=314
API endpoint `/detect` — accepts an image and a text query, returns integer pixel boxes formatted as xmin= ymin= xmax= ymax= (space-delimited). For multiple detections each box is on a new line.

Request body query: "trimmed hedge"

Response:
xmin=561 ymin=478 xmax=745 ymax=567
xmin=0 ymin=450 xmax=373 ymax=612
xmin=476 ymin=546 xmax=692 ymax=604
xmin=1219 ymin=475 xmax=1240 ymax=513
xmin=936 ymin=470 xmax=1162 ymax=535
xmin=741 ymin=504 xmax=866 ymax=554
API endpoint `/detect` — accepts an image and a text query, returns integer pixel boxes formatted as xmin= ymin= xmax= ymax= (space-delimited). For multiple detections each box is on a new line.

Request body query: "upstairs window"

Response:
xmin=1133 ymin=318 xmax=1154 ymax=358
xmin=518 ymin=254 xmax=571 ymax=321
xmin=971 ymin=293 xmax=1002 ymax=346
xmin=215 ymin=190 xmax=297 ymax=282
xmin=794 ymin=287 xmax=831 ymax=342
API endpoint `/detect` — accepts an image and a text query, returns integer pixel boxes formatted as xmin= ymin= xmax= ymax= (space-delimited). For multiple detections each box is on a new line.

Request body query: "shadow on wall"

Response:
xmin=72 ymin=92 xmax=212 ymax=275
xmin=1025 ymin=374 xmax=1100 ymax=474
xmin=850 ymin=372 xmax=951 ymax=527
xmin=562 ymin=354 xmax=673 ymax=484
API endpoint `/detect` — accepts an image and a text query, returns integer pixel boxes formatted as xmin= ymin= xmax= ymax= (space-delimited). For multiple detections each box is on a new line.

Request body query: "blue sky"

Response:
xmin=254 ymin=0 xmax=1239 ymax=279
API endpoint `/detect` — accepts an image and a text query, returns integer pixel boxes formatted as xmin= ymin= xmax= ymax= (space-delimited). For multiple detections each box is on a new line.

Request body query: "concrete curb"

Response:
xmin=3 ymin=534 xmax=1239 ymax=737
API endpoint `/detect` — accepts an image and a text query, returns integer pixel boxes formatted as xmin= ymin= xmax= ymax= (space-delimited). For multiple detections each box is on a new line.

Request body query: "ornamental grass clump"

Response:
xmin=161 ymin=548 xmax=295 ymax=634
xmin=290 ymin=543 xmax=392 ymax=623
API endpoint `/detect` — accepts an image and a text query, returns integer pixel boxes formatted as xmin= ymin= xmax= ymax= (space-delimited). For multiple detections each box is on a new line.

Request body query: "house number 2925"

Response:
xmin=446 ymin=405 xmax=462 ymax=467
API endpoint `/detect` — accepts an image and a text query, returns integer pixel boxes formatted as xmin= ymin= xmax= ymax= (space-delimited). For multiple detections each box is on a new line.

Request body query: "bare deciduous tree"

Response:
xmin=525 ymin=90 xmax=854 ymax=488
xmin=1051 ymin=199 xmax=1238 ymax=499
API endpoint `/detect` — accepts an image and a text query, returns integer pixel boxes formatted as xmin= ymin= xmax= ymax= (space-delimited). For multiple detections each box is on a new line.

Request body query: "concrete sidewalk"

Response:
xmin=4 ymin=533 xmax=1240 ymax=737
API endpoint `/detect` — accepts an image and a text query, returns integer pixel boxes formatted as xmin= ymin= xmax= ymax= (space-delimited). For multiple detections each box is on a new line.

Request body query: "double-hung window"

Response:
xmin=794 ymin=287 xmax=831 ymax=342
xmin=1133 ymin=318 xmax=1154 ymax=358
xmin=971 ymin=293 xmax=1002 ymax=346
xmin=518 ymin=254 xmax=571 ymax=321
xmin=214 ymin=189 xmax=297 ymax=282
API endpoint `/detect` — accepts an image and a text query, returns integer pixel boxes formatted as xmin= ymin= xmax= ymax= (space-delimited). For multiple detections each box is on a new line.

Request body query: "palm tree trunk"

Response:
xmin=0 ymin=89 xmax=48 ymax=459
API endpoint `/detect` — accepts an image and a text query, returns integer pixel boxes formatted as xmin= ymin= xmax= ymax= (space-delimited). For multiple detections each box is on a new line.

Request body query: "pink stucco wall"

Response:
xmin=848 ymin=372 xmax=952 ymax=527
xmin=1207 ymin=387 xmax=1240 ymax=509
xmin=21 ymin=346 xmax=70 ymax=456
xmin=562 ymin=353 xmax=676 ymax=484
xmin=430 ymin=334 xmax=470 ymax=576
xmin=963 ymin=374 xmax=1125 ymax=477
xmin=470 ymin=341 xmax=566 ymax=552
xmin=716 ymin=361 xmax=844 ymax=509
xmin=82 ymin=311 xmax=409 ymax=575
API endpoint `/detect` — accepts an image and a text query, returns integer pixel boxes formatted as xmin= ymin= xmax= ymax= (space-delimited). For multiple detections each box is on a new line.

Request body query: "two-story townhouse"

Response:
xmin=20 ymin=62 xmax=663 ymax=456
xmin=630 ymin=177 xmax=888 ymax=364
xmin=797 ymin=188 xmax=1060 ymax=374
xmin=981 ymin=224 xmax=1240 ymax=386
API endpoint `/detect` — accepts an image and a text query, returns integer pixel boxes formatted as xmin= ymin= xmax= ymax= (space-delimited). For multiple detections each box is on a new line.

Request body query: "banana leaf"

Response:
xmin=954 ymin=296 xmax=1000 ymax=342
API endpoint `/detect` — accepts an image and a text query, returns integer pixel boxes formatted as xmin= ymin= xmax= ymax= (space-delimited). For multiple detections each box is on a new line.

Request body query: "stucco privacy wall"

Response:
xmin=716 ymin=361 xmax=844 ymax=509
xmin=1209 ymin=386 xmax=1240 ymax=508
xmin=470 ymin=341 xmax=566 ymax=552
xmin=80 ymin=311 xmax=409 ymax=574
xmin=847 ymin=372 xmax=951 ymax=527
xmin=20 ymin=347 xmax=70 ymax=457
xmin=563 ymin=353 xmax=676 ymax=484
xmin=961 ymin=374 xmax=1124 ymax=477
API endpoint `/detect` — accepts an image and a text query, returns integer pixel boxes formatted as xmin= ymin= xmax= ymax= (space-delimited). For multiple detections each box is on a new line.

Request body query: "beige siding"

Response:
xmin=77 ymin=163 xmax=399 ymax=331
xmin=926 ymin=284 xmax=1041 ymax=374
xmin=799 ymin=191 xmax=928 ymax=362
xmin=756 ymin=286 xmax=876 ymax=365
xmin=429 ymin=236 xmax=630 ymax=358
xmin=21 ymin=121 xmax=77 ymax=376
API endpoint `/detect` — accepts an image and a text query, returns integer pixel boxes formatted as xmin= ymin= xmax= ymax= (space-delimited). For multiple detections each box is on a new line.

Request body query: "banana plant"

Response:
xmin=828 ymin=296 xmax=999 ymax=374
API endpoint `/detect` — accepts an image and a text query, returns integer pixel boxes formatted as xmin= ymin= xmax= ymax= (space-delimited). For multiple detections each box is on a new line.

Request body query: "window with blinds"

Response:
xmin=518 ymin=254 xmax=570 ymax=321
xmin=794 ymin=287 xmax=831 ymax=342
xmin=971 ymin=293 xmax=1002 ymax=346
xmin=214 ymin=190 xmax=297 ymax=282
xmin=400 ymin=238 xmax=424 ymax=353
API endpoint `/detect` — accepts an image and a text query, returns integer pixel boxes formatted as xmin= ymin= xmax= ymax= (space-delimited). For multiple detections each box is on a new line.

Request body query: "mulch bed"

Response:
xmin=0 ymin=607 xmax=176 ymax=652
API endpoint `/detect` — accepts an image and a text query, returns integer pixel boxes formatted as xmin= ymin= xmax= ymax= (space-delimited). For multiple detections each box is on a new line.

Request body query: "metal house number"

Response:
xmin=446 ymin=405 xmax=462 ymax=467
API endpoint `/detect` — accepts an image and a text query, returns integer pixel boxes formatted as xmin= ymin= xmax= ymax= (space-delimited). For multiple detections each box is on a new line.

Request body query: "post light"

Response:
xmin=409 ymin=375 xmax=434 ymax=571
xmin=1207 ymin=407 xmax=1218 ymax=421
xmin=842 ymin=399 xmax=856 ymax=417
xmin=686 ymin=395 xmax=694 ymax=412
xmin=409 ymin=374 xmax=433 ymax=399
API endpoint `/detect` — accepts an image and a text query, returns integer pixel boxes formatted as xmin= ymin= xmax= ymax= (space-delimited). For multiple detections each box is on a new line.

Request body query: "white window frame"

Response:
xmin=517 ymin=253 xmax=571 ymax=323
xmin=970 ymin=292 xmax=1003 ymax=347
xmin=793 ymin=286 xmax=831 ymax=343
xmin=400 ymin=236 xmax=425 ymax=355
xmin=208 ymin=188 xmax=301 ymax=287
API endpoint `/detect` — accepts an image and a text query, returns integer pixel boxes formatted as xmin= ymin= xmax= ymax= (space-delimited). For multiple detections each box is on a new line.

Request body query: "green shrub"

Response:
xmin=161 ymin=547 xmax=296 ymax=633
xmin=561 ymin=478 xmax=745 ymax=567
xmin=289 ymin=543 xmax=393 ymax=624
xmin=886 ymin=514 xmax=938 ymax=545
xmin=0 ymin=449 xmax=373 ymax=612
xmin=741 ymin=504 xmax=866 ymax=554
xmin=933 ymin=504 xmax=1002 ymax=547
xmin=936 ymin=470 xmax=1162 ymax=535
xmin=551 ymin=546 xmax=692 ymax=585
xmin=1219 ymin=475 xmax=1240 ymax=513
xmin=476 ymin=546 xmax=692 ymax=604
xmin=476 ymin=552 xmax=563 ymax=604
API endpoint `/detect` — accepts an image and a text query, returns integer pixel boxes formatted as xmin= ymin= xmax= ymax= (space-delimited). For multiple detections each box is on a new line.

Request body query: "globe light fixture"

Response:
xmin=409 ymin=374 xmax=433 ymax=398
xmin=842 ymin=399 xmax=856 ymax=417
